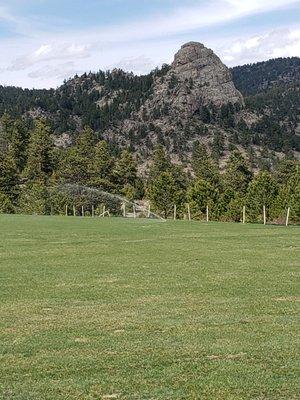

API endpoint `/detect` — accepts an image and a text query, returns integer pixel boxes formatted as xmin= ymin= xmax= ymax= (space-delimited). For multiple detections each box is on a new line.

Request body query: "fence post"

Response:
xmin=174 ymin=204 xmax=177 ymax=220
xmin=65 ymin=205 xmax=68 ymax=217
xmin=263 ymin=205 xmax=266 ymax=225
xmin=82 ymin=206 xmax=84 ymax=217
xmin=148 ymin=204 xmax=151 ymax=218
xmin=242 ymin=206 xmax=246 ymax=224
xmin=122 ymin=202 xmax=126 ymax=218
xmin=92 ymin=205 xmax=95 ymax=217
xmin=133 ymin=204 xmax=136 ymax=219
xmin=73 ymin=206 xmax=76 ymax=217
xmin=187 ymin=204 xmax=191 ymax=221
xmin=286 ymin=207 xmax=290 ymax=227
xmin=206 ymin=205 xmax=209 ymax=222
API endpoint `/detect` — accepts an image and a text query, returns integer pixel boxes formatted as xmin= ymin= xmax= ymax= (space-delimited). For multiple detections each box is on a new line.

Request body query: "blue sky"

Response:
xmin=0 ymin=0 xmax=299 ymax=88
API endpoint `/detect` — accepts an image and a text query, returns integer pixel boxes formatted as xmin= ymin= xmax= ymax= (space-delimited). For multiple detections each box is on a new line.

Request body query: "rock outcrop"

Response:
xmin=143 ymin=41 xmax=244 ymax=118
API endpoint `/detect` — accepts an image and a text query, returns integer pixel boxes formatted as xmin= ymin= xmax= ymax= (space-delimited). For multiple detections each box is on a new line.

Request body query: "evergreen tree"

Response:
xmin=214 ymin=187 xmax=236 ymax=220
xmin=113 ymin=150 xmax=141 ymax=199
xmin=220 ymin=104 xmax=235 ymax=128
xmin=9 ymin=119 xmax=29 ymax=172
xmin=225 ymin=195 xmax=244 ymax=222
xmin=23 ymin=119 xmax=55 ymax=184
xmin=149 ymin=145 xmax=171 ymax=180
xmin=149 ymin=172 xmax=179 ymax=218
xmin=200 ymin=106 xmax=211 ymax=123
xmin=60 ymin=127 xmax=95 ymax=184
xmin=90 ymin=140 xmax=114 ymax=190
xmin=75 ymin=126 xmax=95 ymax=157
xmin=272 ymin=164 xmax=300 ymax=222
xmin=0 ymin=112 xmax=13 ymax=152
xmin=187 ymin=179 xmax=217 ymax=218
xmin=93 ymin=140 xmax=113 ymax=177
xmin=192 ymin=141 xmax=219 ymax=184
xmin=246 ymin=171 xmax=278 ymax=221
xmin=274 ymin=158 xmax=299 ymax=184
xmin=211 ymin=131 xmax=225 ymax=161
xmin=0 ymin=191 xmax=14 ymax=213
xmin=0 ymin=151 xmax=19 ymax=203
xmin=18 ymin=183 xmax=50 ymax=215
xmin=224 ymin=151 xmax=253 ymax=196
xmin=148 ymin=146 xmax=187 ymax=213
xmin=170 ymin=165 xmax=188 ymax=213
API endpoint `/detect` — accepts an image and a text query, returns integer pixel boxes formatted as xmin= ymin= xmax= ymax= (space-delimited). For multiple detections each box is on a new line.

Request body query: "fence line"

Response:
xmin=10 ymin=202 xmax=296 ymax=226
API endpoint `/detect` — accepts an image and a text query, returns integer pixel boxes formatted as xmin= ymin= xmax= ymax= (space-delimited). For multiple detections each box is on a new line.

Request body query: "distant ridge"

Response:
xmin=0 ymin=44 xmax=299 ymax=169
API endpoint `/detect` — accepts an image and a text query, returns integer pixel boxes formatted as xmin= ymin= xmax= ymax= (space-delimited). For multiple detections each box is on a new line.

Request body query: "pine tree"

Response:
xmin=187 ymin=179 xmax=217 ymax=218
xmin=288 ymin=168 xmax=300 ymax=222
xmin=192 ymin=141 xmax=219 ymax=184
xmin=0 ymin=191 xmax=14 ymax=213
xmin=211 ymin=131 xmax=225 ymax=161
xmin=272 ymin=164 xmax=300 ymax=222
xmin=113 ymin=150 xmax=141 ymax=198
xmin=23 ymin=119 xmax=55 ymax=184
xmin=75 ymin=126 xmax=95 ymax=157
xmin=246 ymin=171 xmax=278 ymax=222
xmin=0 ymin=112 xmax=14 ymax=152
xmin=220 ymin=104 xmax=235 ymax=128
xmin=0 ymin=151 xmax=19 ymax=203
xmin=9 ymin=119 xmax=29 ymax=172
xmin=274 ymin=158 xmax=299 ymax=184
xmin=18 ymin=183 xmax=50 ymax=215
xmin=90 ymin=140 xmax=114 ymax=190
xmin=93 ymin=141 xmax=113 ymax=177
xmin=224 ymin=151 xmax=253 ymax=196
xmin=200 ymin=106 xmax=211 ymax=123
xmin=149 ymin=172 xmax=179 ymax=218
xmin=149 ymin=145 xmax=171 ymax=180
xmin=60 ymin=127 xmax=95 ymax=185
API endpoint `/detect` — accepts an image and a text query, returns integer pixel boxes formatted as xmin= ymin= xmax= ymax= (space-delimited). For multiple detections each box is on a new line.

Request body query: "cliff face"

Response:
xmin=142 ymin=42 xmax=244 ymax=118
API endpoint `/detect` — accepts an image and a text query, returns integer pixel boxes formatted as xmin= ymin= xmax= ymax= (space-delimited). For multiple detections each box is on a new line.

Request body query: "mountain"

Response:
xmin=142 ymin=42 xmax=244 ymax=117
xmin=0 ymin=42 xmax=299 ymax=170
xmin=231 ymin=57 xmax=300 ymax=96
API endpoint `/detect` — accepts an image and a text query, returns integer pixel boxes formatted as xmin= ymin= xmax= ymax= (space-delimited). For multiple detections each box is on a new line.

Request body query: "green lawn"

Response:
xmin=0 ymin=215 xmax=299 ymax=400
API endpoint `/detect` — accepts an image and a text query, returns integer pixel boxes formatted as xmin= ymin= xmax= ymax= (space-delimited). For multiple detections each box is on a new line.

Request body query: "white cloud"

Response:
xmin=8 ymin=42 xmax=93 ymax=71
xmin=111 ymin=56 xmax=156 ymax=75
xmin=221 ymin=28 xmax=300 ymax=66
xmin=28 ymin=62 xmax=82 ymax=80
xmin=0 ymin=0 xmax=299 ymax=87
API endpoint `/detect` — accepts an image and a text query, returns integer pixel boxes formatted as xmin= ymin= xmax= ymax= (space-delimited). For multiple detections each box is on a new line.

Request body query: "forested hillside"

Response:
xmin=0 ymin=49 xmax=299 ymax=163
xmin=0 ymin=117 xmax=299 ymax=222
xmin=231 ymin=57 xmax=300 ymax=95
xmin=0 ymin=43 xmax=299 ymax=221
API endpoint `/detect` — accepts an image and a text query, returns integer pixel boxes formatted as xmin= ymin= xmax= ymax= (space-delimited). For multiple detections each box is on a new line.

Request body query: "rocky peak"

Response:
xmin=143 ymin=41 xmax=244 ymax=119
xmin=172 ymin=41 xmax=244 ymax=107
xmin=173 ymin=42 xmax=207 ymax=67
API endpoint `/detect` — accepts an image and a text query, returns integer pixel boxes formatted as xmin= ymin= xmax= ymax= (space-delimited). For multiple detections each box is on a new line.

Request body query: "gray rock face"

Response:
xmin=144 ymin=42 xmax=244 ymax=118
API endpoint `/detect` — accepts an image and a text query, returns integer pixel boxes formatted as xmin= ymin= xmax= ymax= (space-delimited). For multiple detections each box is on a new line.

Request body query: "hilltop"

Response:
xmin=0 ymin=42 xmax=299 ymax=170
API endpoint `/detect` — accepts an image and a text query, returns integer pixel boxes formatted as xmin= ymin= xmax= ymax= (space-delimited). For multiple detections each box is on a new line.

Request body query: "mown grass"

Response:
xmin=0 ymin=215 xmax=299 ymax=400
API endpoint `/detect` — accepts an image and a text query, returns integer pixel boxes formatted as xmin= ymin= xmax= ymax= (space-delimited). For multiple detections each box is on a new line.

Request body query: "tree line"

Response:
xmin=0 ymin=115 xmax=299 ymax=223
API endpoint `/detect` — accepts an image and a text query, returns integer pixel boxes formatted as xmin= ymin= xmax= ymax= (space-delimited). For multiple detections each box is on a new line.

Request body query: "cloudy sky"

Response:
xmin=0 ymin=0 xmax=299 ymax=89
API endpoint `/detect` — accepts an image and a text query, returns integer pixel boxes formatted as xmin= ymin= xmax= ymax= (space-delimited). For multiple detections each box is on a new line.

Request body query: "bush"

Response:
xmin=18 ymin=184 xmax=50 ymax=215
xmin=0 ymin=191 xmax=15 ymax=214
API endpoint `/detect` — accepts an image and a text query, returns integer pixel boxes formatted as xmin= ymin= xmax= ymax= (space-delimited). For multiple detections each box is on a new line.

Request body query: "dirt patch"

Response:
xmin=207 ymin=352 xmax=246 ymax=360
xmin=273 ymin=297 xmax=300 ymax=302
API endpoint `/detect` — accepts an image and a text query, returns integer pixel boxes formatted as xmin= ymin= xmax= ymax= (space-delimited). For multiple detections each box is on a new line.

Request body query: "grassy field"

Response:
xmin=0 ymin=215 xmax=299 ymax=400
